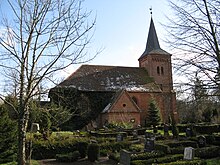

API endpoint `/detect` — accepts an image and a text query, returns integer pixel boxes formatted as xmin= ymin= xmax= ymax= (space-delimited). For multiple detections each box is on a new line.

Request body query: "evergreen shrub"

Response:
xmin=0 ymin=107 xmax=17 ymax=164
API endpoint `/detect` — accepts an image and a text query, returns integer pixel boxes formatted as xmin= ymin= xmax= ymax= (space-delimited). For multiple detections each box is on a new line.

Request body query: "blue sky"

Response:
xmin=0 ymin=0 xmax=176 ymax=88
xmin=62 ymin=0 xmax=173 ymax=77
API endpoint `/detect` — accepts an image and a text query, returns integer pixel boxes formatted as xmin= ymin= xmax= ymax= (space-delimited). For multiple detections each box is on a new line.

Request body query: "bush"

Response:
xmin=170 ymin=147 xmax=184 ymax=154
xmin=204 ymin=134 xmax=215 ymax=144
xmin=31 ymin=138 xmax=89 ymax=159
xmin=56 ymin=151 xmax=80 ymax=162
xmin=160 ymin=160 xmax=207 ymax=165
xmin=166 ymin=141 xmax=198 ymax=148
xmin=195 ymin=124 xmax=219 ymax=134
xmin=155 ymin=143 xmax=171 ymax=154
xmin=131 ymin=154 xmax=183 ymax=165
xmin=0 ymin=107 xmax=17 ymax=164
xmin=195 ymin=146 xmax=220 ymax=159
xmin=87 ymin=143 xmax=100 ymax=162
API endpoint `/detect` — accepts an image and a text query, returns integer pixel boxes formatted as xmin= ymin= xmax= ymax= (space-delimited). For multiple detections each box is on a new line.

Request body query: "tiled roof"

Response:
xmin=58 ymin=65 xmax=161 ymax=92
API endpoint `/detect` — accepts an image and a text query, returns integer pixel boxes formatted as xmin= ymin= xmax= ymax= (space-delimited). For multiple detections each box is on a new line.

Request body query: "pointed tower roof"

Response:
xmin=139 ymin=17 xmax=170 ymax=59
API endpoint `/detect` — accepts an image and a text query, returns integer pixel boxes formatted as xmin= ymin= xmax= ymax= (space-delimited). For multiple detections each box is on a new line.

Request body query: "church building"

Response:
xmin=49 ymin=16 xmax=178 ymax=129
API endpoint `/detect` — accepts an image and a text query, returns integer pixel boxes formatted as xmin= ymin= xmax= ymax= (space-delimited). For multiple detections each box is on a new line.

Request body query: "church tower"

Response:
xmin=138 ymin=17 xmax=173 ymax=92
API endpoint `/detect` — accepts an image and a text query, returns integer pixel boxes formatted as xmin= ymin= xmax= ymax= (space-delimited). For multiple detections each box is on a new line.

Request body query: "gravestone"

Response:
xmin=164 ymin=124 xmax=169 ymax=137
xmin=132 ymin=130 xmax=138 ymax=139
xmin=198 ymin=135 xmax=206 ymax=148
xmin=116 ymin=134 xmax=124 ymax=142
xmin=144 ymin=138 xmax=155 ymax=152
xmin=145 ymin=132 xmax=153 ymax=139
xmin=184 ymin=147 xmax=195 ymax=160
xmin=31 ymin=123 xmax=40 ymax=133
xmin=186 ymin=128 xmax=192 ymax=137
xmin=120 ymin=150 xmax=131 ymax=165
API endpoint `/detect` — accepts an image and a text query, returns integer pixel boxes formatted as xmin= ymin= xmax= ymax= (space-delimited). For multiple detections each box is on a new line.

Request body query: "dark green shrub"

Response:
xmin=204 ymin=134 xmax=215 ymax=144
xmin=31 ymin=138 xmax=89 ymax=159
xmin=100 ymin=141 xmax=130 ymax=152
xmin=131 ymin=154 xmax=183 ymax=165
xmin=77 ymin=141 xmax=88 ymax=158
xmin=195 ymin=124 xmax=219 ymax=134
xmin=0 ymin=106 xmax=17 ymax=164
xmin=170 ymin=147 xmax=184 ymax=154
xmin=100 ymin=149 xmax=108 ymax=156
xmin=56 ymin=151 xmax=80 ymax=162
xmin=166 ymin=141 xmax=198 ymax=148
xmin=195 ymin=146 xmax=220 ymax=159
xmin=87 ymin=143 xmax=100 ymax=162
xmin=155 ymin=143 xmax=171 ymax=154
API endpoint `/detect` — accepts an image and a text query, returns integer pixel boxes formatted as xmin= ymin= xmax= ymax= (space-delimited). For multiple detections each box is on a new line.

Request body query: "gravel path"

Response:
xmin=38 ymin=157 xmax=118 ymax=165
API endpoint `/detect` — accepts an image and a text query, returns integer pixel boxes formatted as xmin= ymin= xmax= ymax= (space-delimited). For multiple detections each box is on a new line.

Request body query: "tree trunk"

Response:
xmin=18 ymin=112 xmax=29 ymax=165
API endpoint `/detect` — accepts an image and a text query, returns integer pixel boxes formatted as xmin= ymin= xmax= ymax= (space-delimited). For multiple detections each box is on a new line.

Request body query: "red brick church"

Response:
xmin=49 ymin=16 xmax=178 ymax=129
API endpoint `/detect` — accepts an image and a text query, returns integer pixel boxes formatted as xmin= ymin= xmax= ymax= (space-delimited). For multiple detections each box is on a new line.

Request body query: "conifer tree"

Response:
xmin=0 ymin=106 xmax=17 ymax=163
xmin=146 ymin=100 xmax=161 ymax=127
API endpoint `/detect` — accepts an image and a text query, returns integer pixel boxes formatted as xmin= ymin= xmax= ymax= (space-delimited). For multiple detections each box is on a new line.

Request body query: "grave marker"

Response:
xmin=144 ymin=138 xmax=155 ymax=152
xmin=120 ymin=150 xmax=131 ymax=165
xmin=198 ymin=135 xmax=206 ymax=148
xmin=184 ymin=147 xmax=195 ymax=160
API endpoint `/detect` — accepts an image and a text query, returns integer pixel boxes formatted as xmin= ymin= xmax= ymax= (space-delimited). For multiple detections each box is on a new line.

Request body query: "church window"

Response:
xmin=157 ymin=66 xmax=160 ymax=75
xmin=161 ymin=67 xmax=164 ymax=75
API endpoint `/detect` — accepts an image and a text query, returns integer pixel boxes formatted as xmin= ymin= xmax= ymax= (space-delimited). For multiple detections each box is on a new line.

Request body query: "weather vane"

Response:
xmin=150 ymin=7 xmax=152 ymax=15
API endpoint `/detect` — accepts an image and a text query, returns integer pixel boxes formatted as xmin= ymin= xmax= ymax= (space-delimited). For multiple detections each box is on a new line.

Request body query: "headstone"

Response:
xmin=116 ymin=134 xmax=124 ymax=142
xmin=164 ymin=124 xmax=169 ymax=137
xmin=144 ymin=138 xmax=155 ymax=152
xmin=120 ymin=150 xmax=131 ymax=165
xmin=132 ymin=130 xmax=138 ymax=139
xmin=184 ymin=147 xmax=195 ymax=160
xmin=31 ymin=123 xmax=40 ymax=133
xmin=186 ymin=128 xmax=192 ymax=137
xmin=198 ymin=135 xmax=206 ymax=148
xmin=153 ymin=126 xmax=158 ymax=133
xmin=145 ymin=132 xmax=153 ymax=139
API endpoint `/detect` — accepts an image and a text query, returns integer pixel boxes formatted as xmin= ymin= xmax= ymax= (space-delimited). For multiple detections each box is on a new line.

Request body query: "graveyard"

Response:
xmin=21 ymin=124 xmax=220 ymax=165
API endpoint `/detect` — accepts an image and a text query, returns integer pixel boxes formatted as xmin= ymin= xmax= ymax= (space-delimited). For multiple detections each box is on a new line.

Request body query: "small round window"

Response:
xmin=123 ymin=103 xmax=126 ymax=107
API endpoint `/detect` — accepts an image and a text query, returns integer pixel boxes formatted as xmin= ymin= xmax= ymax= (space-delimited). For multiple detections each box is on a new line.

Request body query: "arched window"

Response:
xmin=161 ymin=67 xmax=164 ymax=75
xmin=157 ymin=66 xmax=160 ymax=75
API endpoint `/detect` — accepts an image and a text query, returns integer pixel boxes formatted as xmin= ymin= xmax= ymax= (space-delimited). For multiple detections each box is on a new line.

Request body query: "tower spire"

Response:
xmin=140 ymin=16 xmax=161 ymax=59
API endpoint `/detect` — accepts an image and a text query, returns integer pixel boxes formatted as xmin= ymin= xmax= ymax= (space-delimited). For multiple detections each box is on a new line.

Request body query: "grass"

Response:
xmin=0 ymin=160 xmax=39 ymax=165
xmin=206 ymin=158 xmax=220 ymax=165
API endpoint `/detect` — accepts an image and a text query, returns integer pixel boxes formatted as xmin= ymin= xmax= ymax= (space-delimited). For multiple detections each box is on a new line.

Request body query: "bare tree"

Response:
xmin=0 ymin=0 xmax=96 ymax=164
xmin=166 ymin=0 xmax=220 ymax=95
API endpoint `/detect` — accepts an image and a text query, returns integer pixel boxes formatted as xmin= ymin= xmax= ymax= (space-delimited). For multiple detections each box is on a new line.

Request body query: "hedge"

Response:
xmin=31 ymin=138 xmax=89 ymax=159
xmin=160 ymin=160 xmax=207 ymax=165
xmin=195 ymin=146 xmax=220 ymax=159
xmin=131 ymin=154 xmax=183 ymax=165
xmin=166 ymin=141 xmax=198 ymax=148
